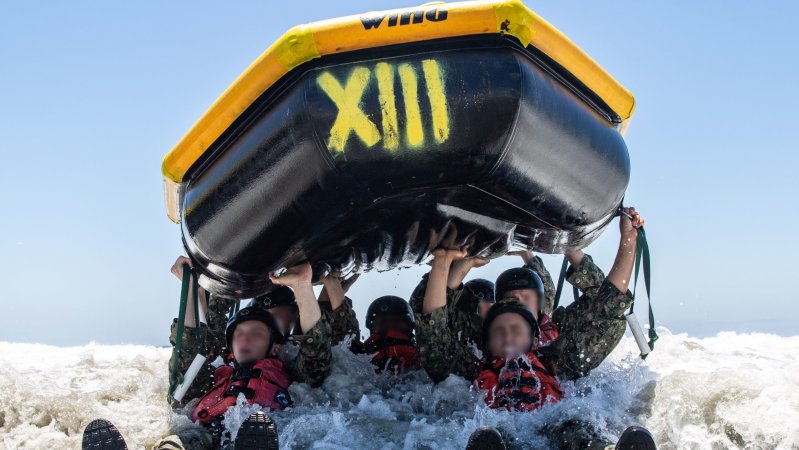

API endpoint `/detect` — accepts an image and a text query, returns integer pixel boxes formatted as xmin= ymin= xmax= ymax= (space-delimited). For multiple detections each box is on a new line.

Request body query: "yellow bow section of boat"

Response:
xmin=162 ymin=0 xmax=635 ymax=223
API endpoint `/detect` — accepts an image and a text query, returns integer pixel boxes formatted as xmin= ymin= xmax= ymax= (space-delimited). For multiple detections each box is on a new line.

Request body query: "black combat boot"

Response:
xmin=82 ymin=419 xmax=128 ymax=450
xmin=233 ymin=412 xmax=279 ymax=450
xmin=615 ymin=426 xmax=656 ymax=450
xmin=465 ymin=426 xmax=507 ymax=450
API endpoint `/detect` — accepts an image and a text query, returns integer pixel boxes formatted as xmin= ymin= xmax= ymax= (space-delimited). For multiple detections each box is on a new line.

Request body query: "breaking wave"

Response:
xmin=1 ymin=330 xmax=797 ymax=449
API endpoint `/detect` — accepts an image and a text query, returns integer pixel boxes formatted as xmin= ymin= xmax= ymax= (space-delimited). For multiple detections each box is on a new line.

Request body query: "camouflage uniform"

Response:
xmin=169 ymin=292 xmax=333 ymax=408
xmin=543 ymin=255 xmax=626 ymax=450
xmin=409 ymin=274 xmax=484 ymax=381
xmin=411 ymin=255 xmax=557 ymax=382
xmin=162 ymin=289 xmax=333 ymax=450
xmin=168 ymin=292 xmax=236 ymax=408
xmin=320 ymin=297 xmax=362 ymax=345
xmin=415 ymin=254 xmax=629 ymax=382
xmin=550 ymin=255 xmax=630 ymax=381
xmin=283 ymin=319 xmax=333 ymax=387
xmin=415 ymin=302 xmax=483 ymax=382
xmin=416 ymin=254 xmax=629 ymax=450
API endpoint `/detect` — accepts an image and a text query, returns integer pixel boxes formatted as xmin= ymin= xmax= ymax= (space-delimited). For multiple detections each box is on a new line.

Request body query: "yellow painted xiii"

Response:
xmin=422 ymin=59 xmax=449 ymax=144
xmin=398 ymin=63 xmax=424 ymax=148
xmin=163 ymin=0 xmax=635 ymax=223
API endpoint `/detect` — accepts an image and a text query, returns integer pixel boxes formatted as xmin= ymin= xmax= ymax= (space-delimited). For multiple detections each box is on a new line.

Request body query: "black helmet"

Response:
xmin=225 ymin=302 xmax=286 ymax=354
xmin=465 ymin=279 xmax=495 ymax=304
xmin=481 ymin=301 xmax=540 ymax=351
xmin=365 ymin=296 xmax=414 ymax=332
xmin=253 ymin=286 xmax=297 ymax=309
xmin=495 ymin=267 xmax=545 ymax=311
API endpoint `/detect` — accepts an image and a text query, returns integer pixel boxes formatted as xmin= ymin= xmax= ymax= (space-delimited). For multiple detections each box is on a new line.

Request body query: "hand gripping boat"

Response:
xmin=162 ymin=0 xmax=636 ymax=298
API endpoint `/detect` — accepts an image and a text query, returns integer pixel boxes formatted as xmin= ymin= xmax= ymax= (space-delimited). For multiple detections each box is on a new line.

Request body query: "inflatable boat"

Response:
xmin=162 ymin=0 xmax=636 ymax=298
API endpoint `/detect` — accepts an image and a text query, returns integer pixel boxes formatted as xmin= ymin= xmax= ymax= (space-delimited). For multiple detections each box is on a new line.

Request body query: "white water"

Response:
xmin=1 ymin=330 xmax=798 ymax=450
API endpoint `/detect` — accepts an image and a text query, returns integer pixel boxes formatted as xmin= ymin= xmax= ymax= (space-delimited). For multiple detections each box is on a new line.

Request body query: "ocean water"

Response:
xmin=1 ymin=329 xmax=797 ymax=449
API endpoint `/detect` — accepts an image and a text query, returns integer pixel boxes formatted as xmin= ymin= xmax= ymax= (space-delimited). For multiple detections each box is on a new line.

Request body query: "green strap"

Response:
xmin=631 ymin=227 xmax=658 ymax=352
xmin=191 ymin=274 xmax=204 ymax=353
xmin=553 ymin=256 xmax=569 ymax=309
xmin=168 ymin=263 xmax=192 ymax=400
xmin=553 ymin=256 xmax=583 ymax=310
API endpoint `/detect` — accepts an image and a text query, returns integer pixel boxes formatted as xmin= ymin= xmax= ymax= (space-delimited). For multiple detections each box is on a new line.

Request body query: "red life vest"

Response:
xmin=538 ymin=313 xmax=558 ymax=346
xmin=474 ymin=351 xmax=563 ymax=412
xmin=362 ymin=329 xmax=419 ymax=374
xmin=192 ymin=358 xmax=293 ymax=425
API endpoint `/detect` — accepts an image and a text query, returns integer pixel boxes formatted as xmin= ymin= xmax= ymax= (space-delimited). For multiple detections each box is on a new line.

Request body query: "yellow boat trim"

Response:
xmin=162 ymin=0 xmax=635 ymax=221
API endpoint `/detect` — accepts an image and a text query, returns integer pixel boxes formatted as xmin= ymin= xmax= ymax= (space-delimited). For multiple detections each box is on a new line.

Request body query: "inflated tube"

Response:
xmin=164 ymin=2 xmax=634 ymax=298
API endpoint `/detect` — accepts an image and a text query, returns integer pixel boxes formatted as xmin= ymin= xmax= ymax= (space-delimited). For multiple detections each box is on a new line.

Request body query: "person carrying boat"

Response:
xmin=82 ymin=262 xmax=332 ymax=450
xmin=167 ymin=257 xmax=327 ymax=409
xmin=320 ymin=275 xmax=420 ymax=374
xmin=167 ymin=256 xmax=238 ymax=407
xmin=406 ymin=237 xmax=572 ymax=366
xmin=417 ymin=209 xmax=657 ymax=449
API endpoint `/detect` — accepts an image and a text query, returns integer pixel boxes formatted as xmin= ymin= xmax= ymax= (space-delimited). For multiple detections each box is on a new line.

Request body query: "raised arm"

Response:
xmin=270 ymin=262 xmax=321 ymax=333
xmin=606 ymin=207 xmax=645 ymax=293
xmin=272 ymin=263 xmax=332 ymax=386
xmin=553 ymin=207 xmax=645 ymax=380
xmin=320 ymin=274 xmax=362 ymax=346
xmin=423 ymin=248 xmax=467 ymax=314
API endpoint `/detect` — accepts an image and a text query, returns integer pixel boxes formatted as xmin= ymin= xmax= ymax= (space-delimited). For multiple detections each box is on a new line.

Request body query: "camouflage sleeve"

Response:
xmin=168 ymin=294 xmax=237 ymax=407
xmin=409 ymin=273 xmax=429 ymax=315
xmin=283 ymin=317 xmax=332 ymax=387
xmin=551 ymin=280 xmax=631 ymax=381
xmin=415 ymin=306 xmax=481 ymax=383
xmin=565 ymin=254 xmax=606 ymax=299
xmin=168 ymin=321 xmax=212 ymax=407
xmin=523 ymin=255 xmax=556 ymax=315
xmin=409 ymin=273 xmax=482 ymax=348
xmin=321 ymin=297 xmax=362 ymax=345
xmin=449 ymin=288 xmax=483 ymax=348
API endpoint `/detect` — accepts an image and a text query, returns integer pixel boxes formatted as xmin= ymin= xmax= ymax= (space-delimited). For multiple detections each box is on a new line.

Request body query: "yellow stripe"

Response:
xmin=421 ymin=60 xmax=450 ymax=144
xmin=398 ymin=63 xmax=424 ymax=148
xmin=163 ymin=0 xmax=635 ymax=186
xmin=492 ymin=0 xmax=635 ymax=122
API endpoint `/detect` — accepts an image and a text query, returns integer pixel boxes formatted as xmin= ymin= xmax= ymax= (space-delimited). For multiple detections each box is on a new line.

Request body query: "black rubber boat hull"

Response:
xmin=180 ymin=36 xmax=630 ymax=298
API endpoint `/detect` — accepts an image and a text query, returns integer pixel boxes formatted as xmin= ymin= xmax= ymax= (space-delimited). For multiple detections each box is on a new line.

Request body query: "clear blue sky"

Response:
xmin=1 ymin=1 xmax=797 ymax=346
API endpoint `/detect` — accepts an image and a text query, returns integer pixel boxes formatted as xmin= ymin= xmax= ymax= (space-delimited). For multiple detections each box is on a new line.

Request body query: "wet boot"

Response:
xmin=465 ymin=426 xmax=507 ymax=450
xmin=82 ymin=419 xmax=128 ymax=450
xmin=233 ymin=412 xmax=279 ymax=450
xmin=615 ymin=426 xmax=656 ymax=450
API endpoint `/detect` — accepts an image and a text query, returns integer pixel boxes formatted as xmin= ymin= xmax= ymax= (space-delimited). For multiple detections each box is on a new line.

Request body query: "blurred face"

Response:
xmin=268 ymin=305 xmax=297 ymax=336
xmin=478 ymin=301 xmax=494 ymax=318
xmin=232 ymin=320 xmax=274 ymax=364
xmin=501 ymin=289 xmax=540 ymax=319
xmin=487 ymin=313 xmax=534 ymax=358
xmin=371 ymin=315 xmax=411 ymax=335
